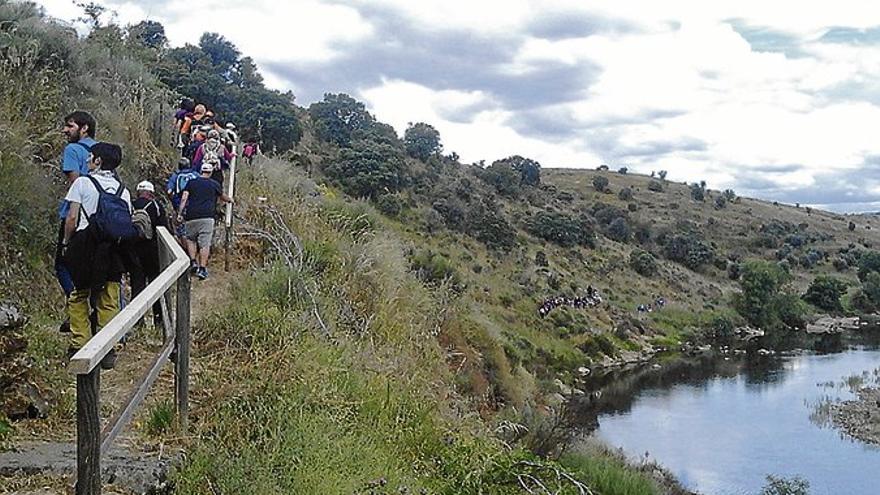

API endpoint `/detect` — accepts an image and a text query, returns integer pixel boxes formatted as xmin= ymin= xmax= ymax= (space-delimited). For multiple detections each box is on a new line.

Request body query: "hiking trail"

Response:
xmin=0 ymin=252 xmax=239 ymax=495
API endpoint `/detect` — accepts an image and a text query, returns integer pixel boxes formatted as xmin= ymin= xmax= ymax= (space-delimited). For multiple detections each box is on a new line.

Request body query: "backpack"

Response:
xmin=84 ymin=176 xmax=138 ymax=243
xmin=132 ymin=200 xmax=157 ymax=240
xmin=173 ymin=170 xmax=198 ymax=197
xmin=202 ymin=141 xmax=223 ymax=168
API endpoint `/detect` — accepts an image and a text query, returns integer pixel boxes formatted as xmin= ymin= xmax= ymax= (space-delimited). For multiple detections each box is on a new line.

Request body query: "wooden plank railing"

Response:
xmin=69 ymin=226 xmax=190 ymax=495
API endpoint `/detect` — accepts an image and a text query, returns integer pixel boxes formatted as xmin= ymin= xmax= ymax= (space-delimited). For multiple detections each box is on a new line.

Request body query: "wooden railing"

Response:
xmin=69 ymin=226 xmax=191 ymax=495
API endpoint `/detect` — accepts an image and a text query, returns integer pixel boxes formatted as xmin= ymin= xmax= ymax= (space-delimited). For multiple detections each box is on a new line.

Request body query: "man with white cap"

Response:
xmin=130 ymin=180 xmax=168 ymax=326
xmin=177 ymin=163 xmax=233 ymax=280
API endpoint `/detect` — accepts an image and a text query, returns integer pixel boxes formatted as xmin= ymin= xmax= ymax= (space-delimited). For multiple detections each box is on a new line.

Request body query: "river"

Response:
xmin=586 ymin=336 xmax=880 ymax=495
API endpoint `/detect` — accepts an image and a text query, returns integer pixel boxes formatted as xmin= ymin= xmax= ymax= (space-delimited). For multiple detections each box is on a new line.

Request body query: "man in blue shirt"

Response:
xmin=176 ymin=163 xmax=233 ymax=280
xmin=56 ymin=111 xmax=97 ymax=328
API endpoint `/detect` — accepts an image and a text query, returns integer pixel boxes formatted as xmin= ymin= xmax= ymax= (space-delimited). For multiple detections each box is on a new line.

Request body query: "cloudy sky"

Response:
xmin=35 ymin=0 xmax=880 ymax=212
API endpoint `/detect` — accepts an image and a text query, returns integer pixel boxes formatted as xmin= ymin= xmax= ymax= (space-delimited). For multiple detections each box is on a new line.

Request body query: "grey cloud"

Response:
xmin=615 ymin=137 xmax=707 ymax=158
xmin=525 ymin=11 xmax=640 ymax=40
xmin=267 ymin=2 xmax=600 ymax=112
xmin=819 ymin=26 xmax=880 ymax=45
xmin=727 ymin=19 xmax=810 ymax=58
xmin=816 ymin=79 xmax=880 ymax=106
xmin=735 ymin=157 xmax=880 ymax=212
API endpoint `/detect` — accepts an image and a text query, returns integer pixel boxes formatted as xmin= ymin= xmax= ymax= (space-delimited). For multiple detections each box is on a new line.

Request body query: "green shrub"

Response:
xmin=629 ymin=250 xmax=658 ymax=277
xmin=375 ymin=194 xmax=403 ymax=217
xmin=592 ymin=176 xmax=609 ymax=192
xmin=410 ymin=250 xmax=462 ymax=289
xmin=761 ymin=475 xmax=810 ymax=495
xmin=323 ymin=137 xmax=407 ymax=198
xmin=647 ymin=180 xmax=663 ymax=192
xmin=803 ymin=275 xmax=847 ymax=312
xmin=606 ymin=217 xmax=632 ymax=243
xmin=618 ymin=187 xmax=634 ymax=201
xmin=526 ymin=211 xmax=595 ymax=248
xmin=146 ymin=401 xmax=174 ymax=436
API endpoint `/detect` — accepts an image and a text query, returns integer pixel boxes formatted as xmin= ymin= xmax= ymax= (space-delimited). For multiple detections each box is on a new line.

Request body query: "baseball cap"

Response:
xmin=200 ymin=162 xmax=214 ymax=173
xmin=136 ymin=180 xmax=155 ymax=193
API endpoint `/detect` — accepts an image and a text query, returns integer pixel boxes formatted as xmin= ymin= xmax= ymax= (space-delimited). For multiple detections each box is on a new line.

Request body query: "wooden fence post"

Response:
xmin=174 ymin=271 xmax=191 ymax=429
xmin=76 ymin=369 xmax=101 ymax=495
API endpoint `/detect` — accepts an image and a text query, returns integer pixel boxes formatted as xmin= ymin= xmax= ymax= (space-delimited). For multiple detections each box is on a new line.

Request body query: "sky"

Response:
xmin=33 ymin=0 xmax=880 ymax=212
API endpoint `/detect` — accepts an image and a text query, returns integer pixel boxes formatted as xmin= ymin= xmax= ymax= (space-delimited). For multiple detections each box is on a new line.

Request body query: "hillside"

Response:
xmin=3 ymin=3 xmax=880 ymax=494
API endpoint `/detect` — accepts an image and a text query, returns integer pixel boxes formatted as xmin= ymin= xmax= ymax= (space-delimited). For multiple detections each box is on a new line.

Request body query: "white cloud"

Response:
xmin=32 ymin=0 xmax=880 ymax=210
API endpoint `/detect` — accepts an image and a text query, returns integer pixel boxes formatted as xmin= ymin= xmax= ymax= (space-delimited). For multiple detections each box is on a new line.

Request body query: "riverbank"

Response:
xmin=831 ymin=387 xmax=880 ymax=445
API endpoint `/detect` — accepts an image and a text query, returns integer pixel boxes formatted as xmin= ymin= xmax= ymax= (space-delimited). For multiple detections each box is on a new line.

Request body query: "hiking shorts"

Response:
xmin=185 ymin=218 xmax=215 ymax=248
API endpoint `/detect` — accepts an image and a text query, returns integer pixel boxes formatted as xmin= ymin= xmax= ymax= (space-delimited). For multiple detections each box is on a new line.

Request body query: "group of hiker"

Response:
xmin=636 ymin=296 xmax=667 ymax=313
xmin=56 ymin=106 xmax=236 ymax=368
xmin=538 ymin=286 xmax=604 ymax=318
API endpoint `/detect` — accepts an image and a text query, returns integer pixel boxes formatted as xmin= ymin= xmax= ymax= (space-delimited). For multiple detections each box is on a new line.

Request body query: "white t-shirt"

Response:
xmin=65 ymin=171 xmax=132 ymax=232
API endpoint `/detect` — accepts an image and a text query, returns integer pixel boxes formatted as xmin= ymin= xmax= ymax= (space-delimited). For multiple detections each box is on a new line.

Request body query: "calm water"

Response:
xmin=591 ymin=346 xmax=880 ymax=495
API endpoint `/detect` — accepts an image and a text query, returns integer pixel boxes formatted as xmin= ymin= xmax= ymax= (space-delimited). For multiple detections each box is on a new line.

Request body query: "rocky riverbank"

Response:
xmin=830 ymin=387 xmax=880 ymax=445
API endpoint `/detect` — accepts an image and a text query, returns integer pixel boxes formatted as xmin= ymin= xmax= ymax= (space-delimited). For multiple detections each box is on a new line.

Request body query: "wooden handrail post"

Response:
xmin=174 ymin=270 xmax=191 ymax=430
xmin=224 ymin=140 xmax=238 ymax=272
xmin=76 ymin=369 xmax=101 ymax=495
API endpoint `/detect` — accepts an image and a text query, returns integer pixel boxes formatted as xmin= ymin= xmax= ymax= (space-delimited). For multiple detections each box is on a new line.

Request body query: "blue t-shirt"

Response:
xmin=183 ymin=177 xmax=223 ymax=220
xmin=59 ymin=137 xmax=97 ymax=219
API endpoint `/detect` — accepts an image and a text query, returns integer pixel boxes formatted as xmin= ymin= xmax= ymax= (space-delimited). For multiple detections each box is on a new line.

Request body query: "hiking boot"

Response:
xmin=67 ymin=346 xmax=79 ymax=360
xmin=59 ymin=318 xmax=71 ymax=333
xmin=196 ymin=267 xmax=208 ymax=280
xmin=190 ymin=260 xmax=199 ymax=274
xmin=100 ymin=348 xmax=117 ymax=370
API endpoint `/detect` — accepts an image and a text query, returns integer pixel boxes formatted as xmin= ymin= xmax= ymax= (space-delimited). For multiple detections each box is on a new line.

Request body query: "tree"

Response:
xmin=323 ymin=137 xmax=406 ymax=198
xmin=592 ymin=176 xmax=609 ymax=192
xmin=734 ymin=260 xmax=808 ymax=331
xmin=526 ymin=212 xmax=595 ymax=248
xmin=199 ymin=32 xmax=240 ymax=77
xmin=309 ymin=93 xmax=375 ymax=147
xmin=493 ymin=155 xmax=542 ymax=187
xmin=403 ymin=122 xmax=441 ymax=160
xmin=857 ymin=250 xmax=880 ymax=281
xmin=618 ymin=167 xmax=628 ymax=174
xmin=127 ymin=20 xmax=166 ymax=49
xmin=481 ymin=161 xmax=521 ymax=197
xmin=658 ymin=170 xmax=668 ymax=180
xmin=803 ymin=275 xmax=847 ymax=312
xmin=853 ymin=271 xmax=880 ymax=313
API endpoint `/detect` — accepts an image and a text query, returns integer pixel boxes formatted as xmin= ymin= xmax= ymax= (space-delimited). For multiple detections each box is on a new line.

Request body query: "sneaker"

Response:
xmin=196 ymin=267 xmax=208 ymax=280
xmin=59 ymin=318 xmax=71 ymax=333
xmin=100 ymin=348 xmax=117 ymax=370
xmin=189 ymin=260 xmax=198 ymax=274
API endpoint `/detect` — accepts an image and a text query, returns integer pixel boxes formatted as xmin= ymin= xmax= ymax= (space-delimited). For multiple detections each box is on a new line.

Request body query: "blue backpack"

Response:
xmin=84 ymin=176 xmax=138 ymax=242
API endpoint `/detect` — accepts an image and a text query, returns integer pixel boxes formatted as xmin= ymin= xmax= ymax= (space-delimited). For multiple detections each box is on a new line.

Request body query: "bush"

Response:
xmin=526 ymin=211 xmax=595 ymax=248
xmin=617 ymin=167 xmax=628 ymax=174
xmin=714 ymin=195 xmax=727 ymax=209
xmin=803 ymin=275 xmax=847 ymax=312
xmin=375 ymin=194 xmax=403 ymax=217
xmin=496 ymin=155 xmax=542 ymax=187
xmin=481 ymin=161 xmax=521 ymax=197
xmin=592 ymin=175 xmax=609 ymax=192
xmin=647 ymin=180 xmax=663 ymax=192
xmin=689 ymin=182 xmax=705 ymax=201
xmin=629 ymin=250 xmax=658 ymax=277
xmin=606 ymin=217 xmax=631 ymax=242
xmin=618 ymin=187 xmax=634 ymax=201
xmin=762 ymin=475 xmax=810 ymax=495
xmin=410 ymin=250 xmax=462 ymax=289
xmin=663 ymin=234 xmax=714 ymax=270
xmin=857 ymin=250 xmax=880 ymax=281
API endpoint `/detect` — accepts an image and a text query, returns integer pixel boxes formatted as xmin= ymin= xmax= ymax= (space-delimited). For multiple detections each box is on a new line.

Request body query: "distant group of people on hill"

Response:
xmin=538 ymin=286 xmax=603 ymax=318
xmin=636 ymin=296 xmax=667 ymax=313
xmin=55 ymin=102 xmax=238 ymax=368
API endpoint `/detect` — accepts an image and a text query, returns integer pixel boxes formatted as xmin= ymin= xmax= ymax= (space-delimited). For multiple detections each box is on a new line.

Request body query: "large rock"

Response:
xmin=806 ymin=315 xmax=862 ymax=334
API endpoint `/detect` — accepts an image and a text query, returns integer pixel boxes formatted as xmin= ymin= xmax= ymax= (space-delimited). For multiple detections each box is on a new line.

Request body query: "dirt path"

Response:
xmin=1 ymin=253 xmax=240 ymax=494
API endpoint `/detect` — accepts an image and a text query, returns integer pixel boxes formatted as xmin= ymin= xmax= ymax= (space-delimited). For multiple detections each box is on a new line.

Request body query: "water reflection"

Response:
xmin=585 ymin=333 xmax=880 ymax=495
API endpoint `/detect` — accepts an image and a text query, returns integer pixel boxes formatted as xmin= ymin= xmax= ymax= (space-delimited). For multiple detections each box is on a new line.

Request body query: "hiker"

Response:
xmin=173 ymin=98 xmax=195 ymax=149
xmin=176 ymin=162 xmax=233 ymax=280
xmin=56 ymin=111 xmax=99 ymax=333
xmin=166 ymin=157 xmax=199 ymax=243
xmin=192 ymin=129 xmax=233 ymax=186
xmin=242 ymin=142 xmax=259 ymax=165
xmin=61 ymin=143 xmax=131 ymax=369
xmin=129 ymin=181 xmax=168 ymax=327
xmin=179 ymin=104 xmax=208 ymax=150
